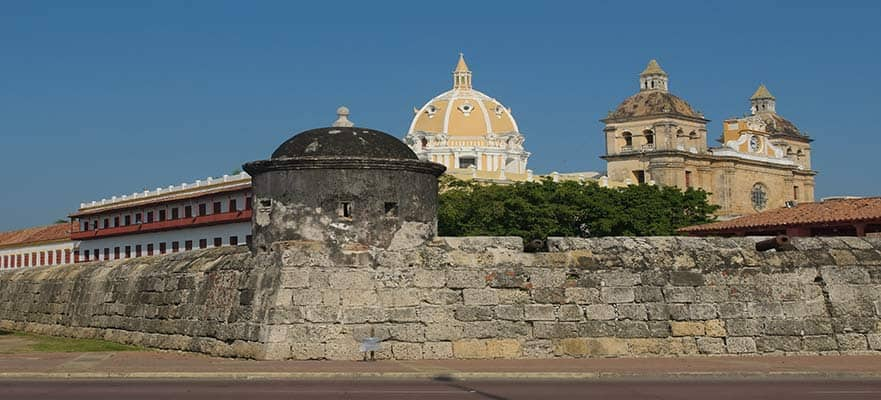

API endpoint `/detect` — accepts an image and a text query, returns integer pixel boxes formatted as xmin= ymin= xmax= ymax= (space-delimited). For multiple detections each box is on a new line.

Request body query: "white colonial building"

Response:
xmin=69 ymin=172 xmax=253 ymax=262
xmin=0 ymin=224 xmax=75 ymax=271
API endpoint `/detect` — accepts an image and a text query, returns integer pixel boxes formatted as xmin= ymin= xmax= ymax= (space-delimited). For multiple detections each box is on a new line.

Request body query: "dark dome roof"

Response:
xmin=606 ymin=90 xmax=703 ymax=121
xmin=758 ymin=113 xmax=804 ymax=137
xmin=271 ymin=126 xmax=418 ymax=160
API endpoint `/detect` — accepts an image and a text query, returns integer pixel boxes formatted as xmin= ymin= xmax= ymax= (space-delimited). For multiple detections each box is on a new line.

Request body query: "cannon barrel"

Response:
xmin=756 ymin=235 xmax=790 ymax=252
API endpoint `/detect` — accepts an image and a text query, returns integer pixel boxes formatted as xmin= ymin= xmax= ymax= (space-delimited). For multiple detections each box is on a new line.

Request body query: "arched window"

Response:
xmin=644 ymin=130 xmax=654 ymax=146
xmin=622 ymin=132 xmax=633 ymax=148
xmin=420 ymin=138 xmax=428 ymax=148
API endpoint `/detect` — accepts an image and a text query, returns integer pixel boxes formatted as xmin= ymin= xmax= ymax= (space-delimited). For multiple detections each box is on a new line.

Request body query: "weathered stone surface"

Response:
xmin=726 ymin=337 xmax=757 ymax=354
xmin=2 ymin=236 xmax=880 ymax=361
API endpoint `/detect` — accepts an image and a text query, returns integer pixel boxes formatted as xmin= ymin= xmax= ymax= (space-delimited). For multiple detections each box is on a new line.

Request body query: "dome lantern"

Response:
xmin=640 ymin=59 xmax=669 ymax=92
xmin=452 ymin=53 xmax=472 ymax=90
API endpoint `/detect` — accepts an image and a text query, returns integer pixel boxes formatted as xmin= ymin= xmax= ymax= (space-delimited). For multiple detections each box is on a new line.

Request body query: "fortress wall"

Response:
xmin=0 ymin=247 xmax=282 ymax=359
xmin=2 ymin=236 xmax=881 ymax=360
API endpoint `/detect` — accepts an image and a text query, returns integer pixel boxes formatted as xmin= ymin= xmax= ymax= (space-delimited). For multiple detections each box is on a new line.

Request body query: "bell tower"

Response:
xmin=639 ymin=59 xmax=669 ymax=92
xmin=750 ymin=84 xmax=776 ymax=114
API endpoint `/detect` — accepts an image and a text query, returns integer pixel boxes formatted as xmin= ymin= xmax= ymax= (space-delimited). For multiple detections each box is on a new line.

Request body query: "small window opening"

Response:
xmin=339 ymin=202 xmax=353 ymax=219
xmin=459 ymin=157 xmax=476 ymax=168
xmin=384 ymin=202 xmax=398 ymax=217
xmin=259 ymin=199 xmax=271 ymax=208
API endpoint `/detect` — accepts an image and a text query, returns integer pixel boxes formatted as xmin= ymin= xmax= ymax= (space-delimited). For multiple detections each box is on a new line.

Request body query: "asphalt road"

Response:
xmin=2 ymin=379 xmax=881 ymax=400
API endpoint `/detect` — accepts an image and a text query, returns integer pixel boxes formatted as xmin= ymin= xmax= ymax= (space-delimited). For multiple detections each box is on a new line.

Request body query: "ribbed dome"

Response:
xmin=271 ymin=127 xmax=418 ymax=160
xmin=408 ymin=54 xmax=520 ymax=137
xmin=606 ymin=90 xmax=703 ymax=121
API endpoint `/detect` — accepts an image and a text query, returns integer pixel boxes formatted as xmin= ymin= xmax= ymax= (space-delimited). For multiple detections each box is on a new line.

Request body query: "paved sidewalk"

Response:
xmin=2 ymin=350 xmax=881 ymax=380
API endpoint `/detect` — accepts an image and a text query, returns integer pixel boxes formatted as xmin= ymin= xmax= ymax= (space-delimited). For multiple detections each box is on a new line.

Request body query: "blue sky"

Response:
xmin=1 ymin=1 xmax=880 ymax=231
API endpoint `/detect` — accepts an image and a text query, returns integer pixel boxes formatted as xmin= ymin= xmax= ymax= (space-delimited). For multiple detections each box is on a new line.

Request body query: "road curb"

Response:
xmin=2 ymin=371 xmax=881 ymax=381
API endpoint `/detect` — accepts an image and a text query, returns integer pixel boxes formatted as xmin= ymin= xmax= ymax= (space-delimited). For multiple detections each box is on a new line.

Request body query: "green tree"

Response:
xmin=438 ymin=177 xmax=719 ymax=241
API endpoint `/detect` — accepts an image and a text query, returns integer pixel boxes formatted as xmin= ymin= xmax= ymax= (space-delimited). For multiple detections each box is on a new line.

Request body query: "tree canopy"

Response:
xmin=437 ymin=176 xmax=719 ymax=240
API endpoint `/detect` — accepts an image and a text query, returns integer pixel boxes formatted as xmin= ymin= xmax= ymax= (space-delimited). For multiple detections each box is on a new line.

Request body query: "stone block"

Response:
xmin=446 ymin=270 xmax=486 ymax=289
xmin=554 ymin=338 xmax=629 ymax=357
xmin=454 ymin=306 xmax=494 ymax=321
xmin=463 ymin=321 xmax=498 ymax=338
xmin=325 ymin=338 xmax=362 ymax=360
xmin=304 ymin=306 xmax=339 ymax=323
xmin=635 ymin=287 xmax=664 ymax=303
xmin=290 ymin=343 xmax=326 ymax=360
xmin=726 ymin=337 xmax=757 ymax=354
xmin=339 ymin=290 xmax=379 ymax=307
xmin=378 ymin=289 xmax=420 ymax=307
xmin=452 ymin=339 xmax=487 ymax=359
xmin=615 ymin=321 xmax=650 ymax=338
xmin=291 ymin=289 xmax=322 ymax=306
xmin=422 ymin=289 xmax=461 ymax=305
xmin=670 ymin=271 xmax=705 ymax=286
xmin=802 ymin=335 xmax=838 ymax=352
xmin=340 ymin=307 xmax=386 ymax=324
xmin=495 ymin=304 xmax=524 ymax=321
xmin=280 ymin=269 xmax=309 ymax=288
xmin=414 ymin=270 xmax=446 ymax=288
xmin=388 ymin=323 xmax=425 ymax=342
xmin=486 ymin=339 xmax=521 ymax=358
xmin=671 ymin=321 xmax=705 ymax=337
xmin=418 ymin=305 xmax=453 ymax=322
xmin=756 ymin=336 xmax=802 ymax=353
xmin=867 ymin=334 xmax=881 ymax=350
xmin=644 ymin=303 xmax=669 ymax=320
xmin=423 ymin=342 xmax=453 ymax=359
xmin=496 ymin=289 xmax=531 ymax=304
xmin=616 ymin=304 xmax=647 ymax=320
xmin=329 ymin=270 xmax=374 ymax=290
xmin=697 ymin=337 xmax=726 ymax=354
xmin=717 ymin=302 xmax=747 ymax=319
xmin=534 ymin=322 xmax=578 ymax=339
xmin=463 ymin=288 xmax=499 ymax=305
xmin=532 ymin=288 xmax=566 ymax=304
xmin=667 ymin=304 xmax=689 ymax=320
xmin=425 ymin=322 xmax=464 ymax=341
xmin=725 ymin=319 xmax=763 ymax=336
xmin=584 ymin=304 xmax=616 ymax=320
xmin=564 ymin=287 xmax=600 ymax=304
xmin=392 ymin=342 xmax=423 ymax=360
xmin=387 ymin=307 xmax=418 ymax=322
xmin=688 ymin=303 xmax=717 ymax=320
xmin=529 ymin=269 xmax=567 ymax=288
xmin=663 ymin=287 xmax=695 ymax=303
xmin=598 ymin=271 xmax=641 ymax=286
xmin=747 ymin=302 xmax=784 ymax=318
xmin=578 ymin=321 xmax=616 ymax=337
xmin=705 ymin=320 xmax=726 ymax=337
xmin=557 ymin=304 xmax=584 ymax=321
xmin=485 ymin=268 xmax=529 ymax=289
xmin=696 ymin=286 xmax=728 ymax=302
xmin=837 ymin=333 xmax=868 ymax=351
xmin=601 ymin=287 xmax=635 ymax=304
xmin=522 ymin=340 xmax=554 ymax=359
xmin=523 ymin=304 xmax=556 ymax=321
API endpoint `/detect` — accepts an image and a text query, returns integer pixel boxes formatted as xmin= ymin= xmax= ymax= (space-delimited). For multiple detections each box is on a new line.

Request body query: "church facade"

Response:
xmin=602 ymin=60 xmax=816 ymax=218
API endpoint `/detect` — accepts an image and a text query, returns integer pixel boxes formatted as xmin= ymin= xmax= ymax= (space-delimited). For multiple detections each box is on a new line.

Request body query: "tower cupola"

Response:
xmin=750 ymin=84 xmax=776 ymax=114
xmin=639 ymin=59 xmax=669 ymax=92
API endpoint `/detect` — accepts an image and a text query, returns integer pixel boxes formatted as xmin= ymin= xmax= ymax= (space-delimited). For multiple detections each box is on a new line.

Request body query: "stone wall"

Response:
xmin=3 ymin=236 xmax=881 ymax=360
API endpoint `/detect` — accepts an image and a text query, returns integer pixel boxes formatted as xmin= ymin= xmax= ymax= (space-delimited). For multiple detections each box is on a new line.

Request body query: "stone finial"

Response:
xmin=332 ymin=106 xmax=355 ymax=127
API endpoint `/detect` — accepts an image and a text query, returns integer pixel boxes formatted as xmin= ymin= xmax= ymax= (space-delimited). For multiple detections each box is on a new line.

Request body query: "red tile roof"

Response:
xmin=0 ymin=223 xmax=71 ymax=248
xmin=680 ymin=197 xmax=881 ymax=234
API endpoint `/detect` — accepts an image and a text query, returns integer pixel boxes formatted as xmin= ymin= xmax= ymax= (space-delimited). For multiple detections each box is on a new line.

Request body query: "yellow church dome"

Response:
xmin=407 ymin=54 xmax=520 ymax=137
